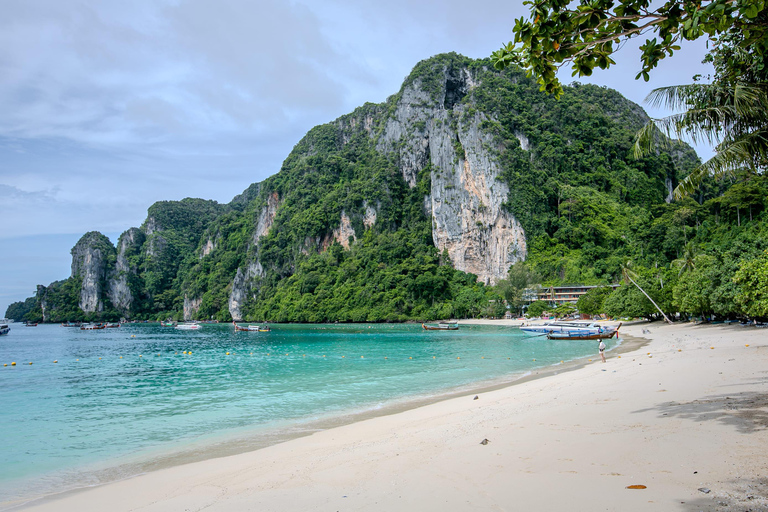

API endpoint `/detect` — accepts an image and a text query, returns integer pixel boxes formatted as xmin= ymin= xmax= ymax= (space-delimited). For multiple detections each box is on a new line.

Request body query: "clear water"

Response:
xmin=0 ymin=323 xmax=617 ymax=502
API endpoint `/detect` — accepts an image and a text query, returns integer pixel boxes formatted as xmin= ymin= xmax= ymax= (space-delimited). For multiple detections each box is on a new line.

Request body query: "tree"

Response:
xmin=673 ymin=241 xmax=697 ymax=275
xmin=527 ymin=300 xmax=551 ymax=317
xmin=495 ymin=262 xmax=540 ymax=314
xmin=576 ymin=286 xmax=613 ymax=316
xmin=733 ymin=249 xmax=768 ymax=318
xmin=621 ymin=261 xmax=673 ymax=322
xmin=492 ymin=1 xmax=768 ymax=199
xmin=633 ymin=81 xmax=768 ymax=199
xmin=673 ymin=254 xmax=717 ymax=316
xmin=554 ymin=302 xmax=578 ymax=318
xmin=603 ymin=284 xmax=656 ymax=319
xmin=491 ymin=0 xmax=768 ymax=98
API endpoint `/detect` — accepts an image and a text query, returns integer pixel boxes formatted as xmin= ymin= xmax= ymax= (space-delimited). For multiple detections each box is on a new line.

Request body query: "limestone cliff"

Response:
xmin=107 ymin=228 xmax=144 ymax=315
xmin=227 ymin=193 xmax=277 ymax=320
xmin=25 ymin=53 xmax=692 ymax=323
xmin=70 ymin=231 xmax=115 ymax=313
xmin=375 ymin=62 xmax=526 ymax=284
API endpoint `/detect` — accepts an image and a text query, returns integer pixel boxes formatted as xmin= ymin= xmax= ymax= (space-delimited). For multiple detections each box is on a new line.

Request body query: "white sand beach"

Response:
xmin=15 ymin=321 xmax=768 ymax=511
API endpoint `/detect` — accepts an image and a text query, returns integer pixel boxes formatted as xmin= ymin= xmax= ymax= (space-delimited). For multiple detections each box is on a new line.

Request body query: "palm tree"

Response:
xmin=673 ymin=242 xmax=697 ymax=276
xmin=621 ymin=261 xmax=673 ymax=324
xmin=632 ymin=82 xmax=768 ymax=199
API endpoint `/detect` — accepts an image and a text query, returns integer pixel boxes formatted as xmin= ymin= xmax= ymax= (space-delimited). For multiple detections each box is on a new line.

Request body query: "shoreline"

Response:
xmin=8 ymin=321 xmax=768 ymax=511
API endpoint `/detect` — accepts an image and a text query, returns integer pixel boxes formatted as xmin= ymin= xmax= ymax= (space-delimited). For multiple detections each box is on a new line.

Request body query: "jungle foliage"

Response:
xmin=7 ymin=53 xmax=768 ymax=323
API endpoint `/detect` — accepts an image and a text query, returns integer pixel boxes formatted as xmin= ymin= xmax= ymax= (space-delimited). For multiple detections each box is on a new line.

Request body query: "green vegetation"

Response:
xmin=576 ymin=286 xmax=613 ymax=316
xmin=4 ymin=296 xmax=37 ymax=322
xmin=6 ymin=53 xmax=767 ymax=323
xmin=491 ymin=0 xmax=767 ymax=97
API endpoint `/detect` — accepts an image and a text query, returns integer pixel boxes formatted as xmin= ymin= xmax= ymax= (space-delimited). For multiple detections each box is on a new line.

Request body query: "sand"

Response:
xmin=12 ymin=321 xmax=768 ymax=512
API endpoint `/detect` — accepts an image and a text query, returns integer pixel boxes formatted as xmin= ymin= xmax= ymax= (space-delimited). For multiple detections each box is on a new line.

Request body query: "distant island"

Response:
xmin=6 ymin=53 xmax=767 ymax=324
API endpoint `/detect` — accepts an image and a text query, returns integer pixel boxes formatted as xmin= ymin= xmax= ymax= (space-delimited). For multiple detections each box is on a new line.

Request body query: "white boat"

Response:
xmin=175 ymin=323 xmax=202 ymax=331
xmin=519 ymin=321 xmax=607 ymax=337
xmin=0 ymin=324 xmax=10 ymax=336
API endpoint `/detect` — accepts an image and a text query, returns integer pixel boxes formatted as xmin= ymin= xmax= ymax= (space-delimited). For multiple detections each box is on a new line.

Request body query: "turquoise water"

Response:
xmin=0 ymin=323 xmax=618 ymax=503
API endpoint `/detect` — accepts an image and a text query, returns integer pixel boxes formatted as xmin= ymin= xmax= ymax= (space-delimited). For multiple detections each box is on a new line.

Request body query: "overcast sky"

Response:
xmin=0 ymin=0 xmax=714 ymax=316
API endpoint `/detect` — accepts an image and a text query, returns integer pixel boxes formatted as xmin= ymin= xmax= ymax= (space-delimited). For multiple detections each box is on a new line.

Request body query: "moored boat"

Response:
xmin=546 ymin=330 xmax=619 ymax=340
xmin=24 ymin=322 xmax=38 ymax=327
xmin=422 ymin=321 xmax=459 ymax=331
xmin=175 ymin=323 xmax=202 ymax=330
xmin=520 ymin=321 xmax=601 ymax=336
xmin=80 ymin=323 xmax=106 ymax=330
xmin=160 ymin=321 xmax=177 ymax=327
xmin=233 ymin=322 xmax=262 ymax=331
xmin=536 ymin=322 xmax=621 ymax=340
xmin=105 ymin=322 xmax=120 ymax=328
xmin=0 ymin=324 xmax=10 ymax=336
xmin=61 ymin=322 xmax=81 ymax=327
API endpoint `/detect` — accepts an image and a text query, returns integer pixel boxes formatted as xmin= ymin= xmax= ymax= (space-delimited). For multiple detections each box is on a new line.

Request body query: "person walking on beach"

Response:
xmin=598 ymin=340 xmax=606 ymax=363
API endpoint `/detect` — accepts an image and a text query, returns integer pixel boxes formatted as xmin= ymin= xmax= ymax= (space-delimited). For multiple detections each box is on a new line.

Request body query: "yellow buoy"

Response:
xmin=710 ymin=347 xmax=715 ymax=349
xmin=618 ymin=355 xmax=621 ymax=358
xmin=384 ymin=357 xmax=387 ymax=359
xmin=120 ymin=356 xmax=123 ymax=359
xmin=589 ymin=359 xmax=592 ymax=361
xmin=29 ymin=362 xmax=33 ymax=365
xmin=342 ymin=356 xmax=345 ymax=358
xmin=533 ymin=359 xmax=536 ymax=361
xmin=53 ymin=360 xmax=58 ymax=363
xmin=131 ymin=335 xmax=136 ymax=338
xmin=76 ymin=359 xmax=79 ymax=361
xmin=3 ymin=364 xmax=6 ymax=367
xmin=361 ymin=356 xmax=364 ymax=358
xmin=409 ymin=357 xmax=412 ymax=359
xmin=188 ymin=352 xmax=192 ymax=355
xmin=482 ymin=356 xmax=485 ymax=359
xmin=226 ymin=352 xmax=230 ymax=355
xmin=433 ymin=356 xmax=436 ymax=359
xmin=139 ymin=355 xmax=142 ymax=357
xmin=323 ymin=355 xmax=326 ymax=357
xmin=678 ymin=349 xmax=681 ymax=352
xmin=11 ymin=362 xmax=16 ymax=366
xmin=99 ymin=357 xmax=102 ymax=360
xmin=457 ymin=357 xmax=460 ymax=360
xmin=745 ymin=344 xmax=750 ymax=347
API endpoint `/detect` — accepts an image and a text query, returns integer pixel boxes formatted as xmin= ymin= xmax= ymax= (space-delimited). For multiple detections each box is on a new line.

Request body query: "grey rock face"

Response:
xmin=376 ymin=65 xmax=526 ymax=284
xmin=107 ymin=227 xmax=144 ymax=315
xmin=183 ymin=295 xmax=202 ymax=321
xmin=228 ymin=261 xmax=265 ymax=321
xmin=71 ymin=231 xmax=115 ymax=313
xmin=228 ymin=192 xmax=281 ymax=320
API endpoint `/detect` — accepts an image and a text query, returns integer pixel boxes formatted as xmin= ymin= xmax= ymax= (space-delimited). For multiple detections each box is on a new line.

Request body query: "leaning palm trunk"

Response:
xmin=624 ymin=271 xmax=673 ymax=324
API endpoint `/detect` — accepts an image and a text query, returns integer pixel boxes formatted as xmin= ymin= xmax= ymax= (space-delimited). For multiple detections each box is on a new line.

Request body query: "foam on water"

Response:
xmin=0 ymin=322 xmax=617 ymax=503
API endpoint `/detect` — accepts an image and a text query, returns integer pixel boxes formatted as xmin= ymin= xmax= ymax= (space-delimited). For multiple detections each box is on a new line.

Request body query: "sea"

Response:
xmin=0 ymin=322 xmax=619 ymax=504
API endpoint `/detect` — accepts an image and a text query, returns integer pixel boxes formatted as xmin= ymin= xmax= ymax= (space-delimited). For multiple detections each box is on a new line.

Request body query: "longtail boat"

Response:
xmin=422 ymin=321 xmax=459 ymax=331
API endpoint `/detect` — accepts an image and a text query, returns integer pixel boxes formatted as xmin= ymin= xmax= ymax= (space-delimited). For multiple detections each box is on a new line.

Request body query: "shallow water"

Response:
xmin=0 ymin=322 xmax=617 ymax=502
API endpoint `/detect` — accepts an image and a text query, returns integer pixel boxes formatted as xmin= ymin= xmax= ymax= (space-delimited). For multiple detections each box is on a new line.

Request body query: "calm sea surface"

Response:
xmin=0 ymin=322 xmax=618 ymax=503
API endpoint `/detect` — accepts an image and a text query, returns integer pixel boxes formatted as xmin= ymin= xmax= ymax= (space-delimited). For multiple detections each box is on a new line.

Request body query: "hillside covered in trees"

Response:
xmin=6 ymin=53 xmax=766 ymax=323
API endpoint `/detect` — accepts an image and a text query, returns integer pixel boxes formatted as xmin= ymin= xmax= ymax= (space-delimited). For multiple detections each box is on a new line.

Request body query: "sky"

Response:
xmin=0 ymin=0 xmax=715 ymax=316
